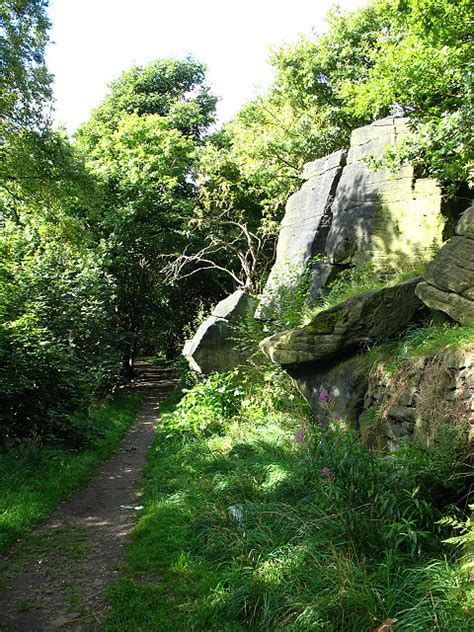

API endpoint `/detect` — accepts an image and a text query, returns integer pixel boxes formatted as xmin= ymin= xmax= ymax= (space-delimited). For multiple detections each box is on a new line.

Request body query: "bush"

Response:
xmin=168 ymin=370 xmax=242 ymax=434
xmin=0 ymin=239 xmax=123 ymax=446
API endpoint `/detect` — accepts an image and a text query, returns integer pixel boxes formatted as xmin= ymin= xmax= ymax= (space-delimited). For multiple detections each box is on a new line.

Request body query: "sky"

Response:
xmin=46 ymin=0 xmax=367 ymax=133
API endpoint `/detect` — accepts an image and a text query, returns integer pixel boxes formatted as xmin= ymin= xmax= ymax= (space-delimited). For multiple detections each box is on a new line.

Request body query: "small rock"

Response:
xmin=387 ymin=405 xmax=418 ymax=424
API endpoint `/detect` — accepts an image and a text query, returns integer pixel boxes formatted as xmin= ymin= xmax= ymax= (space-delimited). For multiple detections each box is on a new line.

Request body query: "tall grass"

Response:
xmin=302 ymin=262 xmax=426 ymax=325
xmin=105 ymin=368 xmax=473 ymax=631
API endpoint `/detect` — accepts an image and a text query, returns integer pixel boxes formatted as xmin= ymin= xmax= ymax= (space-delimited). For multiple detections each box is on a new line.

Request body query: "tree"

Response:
xmin=0 ymin=2 xmax=126 ymax=444
xmin=270 ymin=0 xmax=473 ymax=187
xmin=0 ymin=227 xmax=121 ymax=446
xmin=0 ymin=0 xmax=52 ymax=132
xmin=79 ymin=57 xmax=216 ymax=139
xmin=76 ymin=58 xmax=218 ymax=374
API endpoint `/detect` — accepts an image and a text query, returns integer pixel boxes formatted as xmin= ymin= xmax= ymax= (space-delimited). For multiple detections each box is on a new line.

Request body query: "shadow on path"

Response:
xmin=0 ymin=362 xmax=178 ymax=631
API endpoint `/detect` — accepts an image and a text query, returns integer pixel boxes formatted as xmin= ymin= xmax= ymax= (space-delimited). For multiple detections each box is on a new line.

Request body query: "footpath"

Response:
xmin=0 ymin=362 xmax=177 ymax=631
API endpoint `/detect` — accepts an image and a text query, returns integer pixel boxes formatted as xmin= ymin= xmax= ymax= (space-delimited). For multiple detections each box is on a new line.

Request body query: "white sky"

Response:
xmin=46 ymin=0 xmax=367 ymax=133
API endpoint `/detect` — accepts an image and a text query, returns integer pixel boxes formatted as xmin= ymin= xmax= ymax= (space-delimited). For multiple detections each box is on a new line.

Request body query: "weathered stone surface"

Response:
xmin=183 ymin=290 xmax=256 ymax=373
xmin=416 ymin=283 xmax=474 ymax=326
xmin=363 ymin=347 xmax=473 ymax=448
xmin=258 ymin=117 xmax=446 ymax=320
xmin=326 ymin=117 xmax=444 ymax=267
xmin=260 ymin=277 xmax=423 ymax=368
xmin=456 ymin=203 xmax=474 ymax=238
xmin=416 ymin=204 xmax=474 ymax=325
xmin=424 ymin=236 xmax=474 ymax=297
xmin=307 ymin=261 xmax=342 ymax=300
xmin=257 ymin=150 xmax=346 ymax=315
xmin=290 ymin=354 xmax=369 ymax=427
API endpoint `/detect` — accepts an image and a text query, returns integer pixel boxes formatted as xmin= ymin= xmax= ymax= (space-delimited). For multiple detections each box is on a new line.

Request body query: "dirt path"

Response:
xmin=0 ymin=363 xmax=178 ymax=631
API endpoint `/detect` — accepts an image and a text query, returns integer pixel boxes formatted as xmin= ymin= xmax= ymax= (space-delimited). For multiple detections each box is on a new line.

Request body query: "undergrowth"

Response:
xmin=301 ymin=261 xmax=426 ymax=326
xmin=0 ymin=391 xmax=141 ymax=553
xmin=254 ymin=259 xmax=427 ymax=338
xmin=367 ymin=316 xmax=474 ymax=376
xmin=105 ymin=364 xmax=473 ymax=631
xmin=105 ymin=261 xmax=472 ymax=630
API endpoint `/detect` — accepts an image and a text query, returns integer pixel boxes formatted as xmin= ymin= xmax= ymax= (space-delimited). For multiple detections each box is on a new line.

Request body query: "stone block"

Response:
xmin=183 ymin=290 xmax=256 ymax=373
xmin=257 ymin=150 xmax=346 ymax=315
xmin=326 ymin=118 xmax=444 ymax=267
xmin=260 ymin=277 xmax=422 ymax=368
xmin=416 ymin=205 xmax=474 ymax=325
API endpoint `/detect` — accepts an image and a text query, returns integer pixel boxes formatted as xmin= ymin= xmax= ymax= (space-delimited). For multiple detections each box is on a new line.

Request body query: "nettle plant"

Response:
xmin=168 ymin=370 xmax=242 ymax=434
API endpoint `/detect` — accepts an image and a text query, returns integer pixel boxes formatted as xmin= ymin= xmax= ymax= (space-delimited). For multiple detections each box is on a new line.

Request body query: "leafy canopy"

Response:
xmin=0 ymin=0 xmax=52 ymax=132
xmin=76 ymin=57 xmax=219 ymax=362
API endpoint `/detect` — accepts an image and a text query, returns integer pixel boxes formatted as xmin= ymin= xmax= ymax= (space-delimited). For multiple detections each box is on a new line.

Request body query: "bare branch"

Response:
xmin=160 ymin=218 xmax=272 ymax=293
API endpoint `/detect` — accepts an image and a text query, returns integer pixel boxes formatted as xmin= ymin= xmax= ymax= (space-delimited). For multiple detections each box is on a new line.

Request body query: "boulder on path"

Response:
xmin=260 ymin=277 xmax=423 ymax=368
xmin=183 ymin=290 xmax=256 ymax=373
xmin=416 ymin=204 xmax=474 ymax=325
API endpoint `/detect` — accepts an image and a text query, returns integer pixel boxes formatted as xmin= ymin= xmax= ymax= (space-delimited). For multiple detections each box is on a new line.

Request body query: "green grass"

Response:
xmin=104 ymin=384 xmax=473 ymax=631
xmin=0 ymin=390 xmax=141 ymax=553
xmin=367 ymin=319 xmax=474 ymax=376
xmin=302 ymin=263 xmax=426 ymax=325
xmin=393 ymin=320 xmax=474 ymax=358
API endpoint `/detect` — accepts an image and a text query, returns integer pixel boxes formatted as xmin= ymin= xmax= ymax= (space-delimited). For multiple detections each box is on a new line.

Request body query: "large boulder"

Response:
xmin=260 ymin=277 xmax=423 ymax=368
xmin=258 ymin=117 xmax=445 ymax=319
xmin=326 ymin=117 xmax=444 ymax=268
xmin=256 ymin=150 xmax=346 ymax=315
xmin=183 ymin=290 xmax=256 ymax=373
xmin=416 ymin=204 xmax=474 ymax=325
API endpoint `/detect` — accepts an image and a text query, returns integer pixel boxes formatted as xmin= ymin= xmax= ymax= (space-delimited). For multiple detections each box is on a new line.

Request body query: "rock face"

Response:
xmin=258 ymin=117 xmax=444 ymax=311
xmin=260 ymin=277 xmax=423 ymax=368
xmin=257 ymin=150 xmax=345 ymax=315
xmin=416 ymin=204 xmax=474 ymax=325
xmin=183 ymin=116 xmax=472 ymax=453
xmin=182 ymin=290 xmax=256 ymax=374
xmin=290 ymin=355 xmax=369 ymax=427
xmin=326 ymin=118 xmax=444 ymax=267
xmin=361 ymin=348 xmax=473 ymax=449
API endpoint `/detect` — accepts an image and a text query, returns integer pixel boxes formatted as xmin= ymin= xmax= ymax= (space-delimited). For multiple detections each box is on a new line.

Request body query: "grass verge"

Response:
xmin=104 ymin=383 xmax=473 ymax=631
xmin=0 ymin=390 xmax=141 ymax=554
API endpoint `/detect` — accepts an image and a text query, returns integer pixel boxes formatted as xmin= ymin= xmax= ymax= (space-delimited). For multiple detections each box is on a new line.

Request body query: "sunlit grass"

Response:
xmin=104 ymin=388 xmax=473 ymax=631
xmin=302 ymin=262 xmax=426 ymax=326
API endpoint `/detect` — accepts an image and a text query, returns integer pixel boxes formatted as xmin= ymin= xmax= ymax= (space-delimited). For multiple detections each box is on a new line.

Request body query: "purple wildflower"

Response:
xmin=318 ymin=389 xmax=332 ymax=402
xmin=333 ymin=412 xmax=341 ymax=420
xmin=295 ymin=428 xmax=306 ymax=444
xmin=321 ymin=467 xmax=331 ymax=477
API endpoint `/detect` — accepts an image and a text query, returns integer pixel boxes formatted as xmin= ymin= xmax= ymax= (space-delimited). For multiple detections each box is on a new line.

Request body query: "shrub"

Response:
xmin=0 ymin=242 xmax=122 ymax=446
xmin=168 ymin=370 xmax=242 ymax=434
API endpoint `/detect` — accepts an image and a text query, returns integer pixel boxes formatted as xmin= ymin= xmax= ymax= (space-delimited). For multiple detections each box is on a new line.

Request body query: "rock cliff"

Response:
xmin=258 ymin=117 xmax=444 ymax=312
xmin=416 ymin=203 xmax=474 ymax=325
xmin=183 ymin=117 xmax=472 ymax=448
